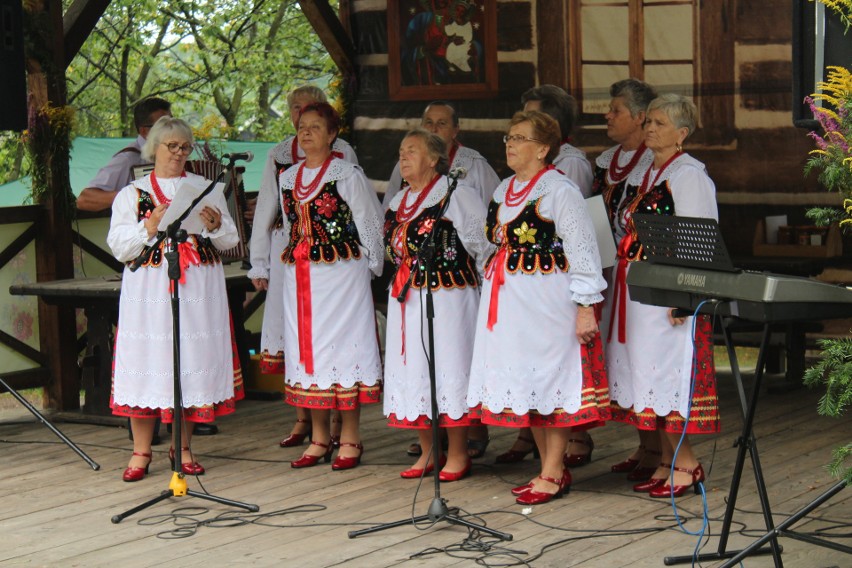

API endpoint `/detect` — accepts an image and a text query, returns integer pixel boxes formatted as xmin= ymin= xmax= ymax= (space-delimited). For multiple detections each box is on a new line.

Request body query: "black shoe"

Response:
xmin=168 ymin=422 xmax=219 ymax=435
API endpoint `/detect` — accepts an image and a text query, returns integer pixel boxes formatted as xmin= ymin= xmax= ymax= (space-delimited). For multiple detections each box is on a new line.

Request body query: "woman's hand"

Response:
xmin=252 ymin=278 xmax=269 ymax=291
xmin=200 ymin=206 xmax=222 ymax=232
xmin=668 ymin=308 xmax=687 ymax=327
xmin=144 ymin=204 xmax=168 ymax=238
xmin=575 ymin=305 xmax=599 ymax=344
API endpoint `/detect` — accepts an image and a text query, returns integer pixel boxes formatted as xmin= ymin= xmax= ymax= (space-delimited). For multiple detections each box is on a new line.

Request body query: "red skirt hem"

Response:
xmin=388 ymin=413 xmax=471 ymax=429
xmin=285 ymin=382 xmax=381 ymax=410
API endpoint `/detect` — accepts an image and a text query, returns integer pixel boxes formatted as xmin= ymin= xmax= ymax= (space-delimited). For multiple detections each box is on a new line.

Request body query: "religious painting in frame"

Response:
xmin=387 ymin=0 xmax=498 ymax=101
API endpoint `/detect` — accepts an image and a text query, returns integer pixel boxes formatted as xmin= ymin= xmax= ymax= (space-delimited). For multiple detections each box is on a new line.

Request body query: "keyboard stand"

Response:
xmin=665 ymin=318 xmax=782 ymax=565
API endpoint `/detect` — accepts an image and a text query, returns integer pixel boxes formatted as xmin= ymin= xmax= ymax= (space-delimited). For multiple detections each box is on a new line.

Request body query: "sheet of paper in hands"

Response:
xmin=157 ymin=178 xmax=225 ymax=234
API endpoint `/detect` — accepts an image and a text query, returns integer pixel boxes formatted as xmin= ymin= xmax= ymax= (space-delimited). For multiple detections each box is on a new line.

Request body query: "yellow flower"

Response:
xmin=513 ymin=222 xmax=537 ymax=244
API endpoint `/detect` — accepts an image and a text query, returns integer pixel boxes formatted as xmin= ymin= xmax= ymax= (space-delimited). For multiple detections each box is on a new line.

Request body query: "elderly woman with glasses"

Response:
xmin=108 ymin=116 xmax=243 ymax=482
xmin=467 ymin=111 xmax=609 ymax=505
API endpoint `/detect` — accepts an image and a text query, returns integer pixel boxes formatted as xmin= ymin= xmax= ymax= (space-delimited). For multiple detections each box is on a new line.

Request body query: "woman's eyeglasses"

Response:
xmin=162 ymin=142 xmax=193 ymax=155
xmin=503 ymin=134 xmax=542 ymax=144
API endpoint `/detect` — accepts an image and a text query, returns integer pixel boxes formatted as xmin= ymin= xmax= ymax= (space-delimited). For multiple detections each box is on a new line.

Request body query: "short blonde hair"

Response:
xmin=647 ymin=93 xmax=697 ymax=137
xmin=141 ymin=116 xmax=194 ymax=161
xmin=287 ymin=85 xmax=327 ymax=107
xmin=508 ymin=110 xmax=561 ymax=165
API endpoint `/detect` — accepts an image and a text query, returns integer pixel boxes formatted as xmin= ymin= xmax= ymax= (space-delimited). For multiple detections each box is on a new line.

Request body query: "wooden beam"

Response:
xmin=298 ymin=0 xmax=355 ymax=75
xmin=63 ymin=0 xmax=112 ymax=68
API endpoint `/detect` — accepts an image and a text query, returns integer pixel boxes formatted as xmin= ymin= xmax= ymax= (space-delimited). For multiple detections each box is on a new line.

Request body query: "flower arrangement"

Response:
xmin=804 ymin=66 xmax=852 ymax=227
xmin=801 ymin=0 xmax=852 ymax=486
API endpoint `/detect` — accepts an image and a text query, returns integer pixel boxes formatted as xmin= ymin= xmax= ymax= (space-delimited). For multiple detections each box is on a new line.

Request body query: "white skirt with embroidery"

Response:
xmin=383 ymin=285 xmax=479 ymax=421
xmin=467 ymin=269 xmax=584 ymax=416
xmin=259 ymin=227 xmax=288 ymax=360
xmin=282 ymin=254 xmax=382 ymax=390
xmin=112 ymin=260 xmax=235 ymax=409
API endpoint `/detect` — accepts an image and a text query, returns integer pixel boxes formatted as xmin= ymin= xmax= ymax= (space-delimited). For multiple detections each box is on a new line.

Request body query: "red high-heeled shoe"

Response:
xmin=331 ymin=442 xmax=363 ymax=471
xmin=279 ymin=418 xmax=312 ymax=448
xmin=438 ymin=459 xmax=471 ymax=482
xmin=649 ymin=464 xmax=705 ymax=498
xmin=611 ymin=444 xmax=646 ymax=473
xmin=122 ymin=451 xmax=152 ymax=482
xmin=400 ymin=454 xmax=446 ymax=479
xmin=169 ymin=446 xmax=205 ymax=475
xmin=515 ymin=474 xmax=566 ymax=505
xmin=495 ymin=434 xmax=540 ymax=464
xmin=626 ymin=449 xmax=663 ymax=481
xmin=632 ymin=462 xmax=671 ymax=492
xmin=291 ymin=440 xmax=333 ymax=468
xmin=563 ymin=436 xmax=594 ymax=468
xmin=512 ymin=469 xmax=571 ymax=497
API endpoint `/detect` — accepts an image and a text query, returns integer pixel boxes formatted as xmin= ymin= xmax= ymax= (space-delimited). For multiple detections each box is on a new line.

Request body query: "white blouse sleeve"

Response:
xmin=341 ymin=142 xmax=360 ymax=165
xmin=248 ymin=151 xmax=281 ymax=280
xmin=107 ymin=184 xmax=154 ymax=262
xmin=555 ymin=155 xmax=594 ymax=198
xmin=337 ymin=169 xmax=385 ymax=277
xmin=670 ymin=165 xmax=718 ymax=221
xmin=444 ymin=183 xmax=494 ymax=275
xmin=545 ymin=181 xmax=607 ymax=304
xmin=203 ymin=190 xmax=240 ymax=250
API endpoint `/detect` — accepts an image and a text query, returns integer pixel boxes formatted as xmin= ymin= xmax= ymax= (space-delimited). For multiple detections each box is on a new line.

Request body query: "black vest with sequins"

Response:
xmin=484 ymin=198 xmax=569 ymax=275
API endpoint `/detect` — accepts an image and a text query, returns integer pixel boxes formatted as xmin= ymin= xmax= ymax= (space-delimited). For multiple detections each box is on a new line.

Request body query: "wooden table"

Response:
xmin=9 ymin=263 xmax=254 ymax=416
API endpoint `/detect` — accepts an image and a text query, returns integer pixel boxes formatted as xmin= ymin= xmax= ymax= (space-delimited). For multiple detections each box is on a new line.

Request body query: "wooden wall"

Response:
xmin=346 ymin=0 xmax=846 ymax=257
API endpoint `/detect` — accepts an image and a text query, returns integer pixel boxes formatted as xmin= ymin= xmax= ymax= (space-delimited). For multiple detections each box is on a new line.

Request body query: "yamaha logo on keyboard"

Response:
xmin=677 ymin=272 xmax=706 ymax=288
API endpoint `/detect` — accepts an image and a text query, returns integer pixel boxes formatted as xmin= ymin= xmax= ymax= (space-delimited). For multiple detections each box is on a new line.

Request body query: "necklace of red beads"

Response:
xmin=608 ymin=142 xmax=646 ymax=183
xmin=293 ymin=154 xmax=334 ymax=201
xmin=396 ymin=173 xmax=442 ymax=223
xmin=503 ymin=165 xmax=553 ymax=208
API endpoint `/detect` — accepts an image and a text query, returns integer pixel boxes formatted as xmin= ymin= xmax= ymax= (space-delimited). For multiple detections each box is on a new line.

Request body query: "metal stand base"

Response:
xmin=348 ymin=496 xmax=512 ymax=541
xmin=0 ymin=377 xmax=99 ymax=470
xmin=111 ymin=470 xmax=258 ymax=524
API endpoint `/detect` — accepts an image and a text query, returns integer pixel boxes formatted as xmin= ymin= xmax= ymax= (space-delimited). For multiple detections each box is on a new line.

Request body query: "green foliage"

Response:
xmin=805 ymin=206 xmax=843 ymax=226
xmin=66 ymin=0 xmax=341 ymax=142
xmin=0 ymin=132 xmax=26 ymax=186
xmin=803 ymin=338 xmax=852 ymax=483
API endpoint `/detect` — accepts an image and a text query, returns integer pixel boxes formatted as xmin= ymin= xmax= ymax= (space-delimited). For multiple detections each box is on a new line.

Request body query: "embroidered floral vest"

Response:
xmin=384 ymin=200 xmax=479 ymax=291
xmin=484 ymin=198 xmax=569 ymax=275
xmin=592 ymin=165 xmax=629 ymax=226
xmin=130 ymin=188 xmax=222 ymax=268
xmin=280 ymin=181 xmax=362 ymax=264
xmin=620 ymin=181 xmax=675 ymax=263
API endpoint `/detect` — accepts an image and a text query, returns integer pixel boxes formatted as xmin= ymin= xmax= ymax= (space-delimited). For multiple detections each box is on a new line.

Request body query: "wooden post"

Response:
xmin=26 ymin=0 xmax=79 ymax=411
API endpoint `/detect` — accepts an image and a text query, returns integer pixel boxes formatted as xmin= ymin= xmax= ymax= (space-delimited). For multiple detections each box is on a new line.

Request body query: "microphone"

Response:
xmin=448 ymin=167 xmax=467 ymax=180
xmin=223 ymin=151 xmax=254 ymax=163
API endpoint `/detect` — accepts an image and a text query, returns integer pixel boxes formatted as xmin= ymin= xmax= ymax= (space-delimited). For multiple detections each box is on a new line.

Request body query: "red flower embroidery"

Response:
xmin=417 ymin=217 xmax=434 ymax=235
xmin=315 ymin=195 xmax=338 ymax=218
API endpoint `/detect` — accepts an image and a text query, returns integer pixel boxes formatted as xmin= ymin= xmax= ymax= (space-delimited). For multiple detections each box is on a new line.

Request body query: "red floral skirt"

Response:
xmin=610 ymin=316 xmax=720 ymax=434
xmin=285 ymin=381 xmax=381 ymax=411
xmin=471 ymin=338 xmax=611 ymax=428
xmin=388 ymin=413 xmax=471 ymax=429
xmin=259 ymin=349 xmax=285 ymax=375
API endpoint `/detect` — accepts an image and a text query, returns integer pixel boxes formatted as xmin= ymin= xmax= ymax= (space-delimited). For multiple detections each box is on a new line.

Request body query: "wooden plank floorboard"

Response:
xmin=1 ymin=371 xmax=850 ymax=567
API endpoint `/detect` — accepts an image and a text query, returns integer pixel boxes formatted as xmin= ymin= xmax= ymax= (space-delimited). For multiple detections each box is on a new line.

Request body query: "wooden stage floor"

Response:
xmin=0 ymin=370 xmax=849 ymax=567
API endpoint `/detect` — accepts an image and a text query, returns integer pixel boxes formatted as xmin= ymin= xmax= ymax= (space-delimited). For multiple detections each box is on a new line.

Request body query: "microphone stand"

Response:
xmin=111 ymin=159 xmax=259 ymax=523
xmin=349 ymin=174 xmax=512 ymax=541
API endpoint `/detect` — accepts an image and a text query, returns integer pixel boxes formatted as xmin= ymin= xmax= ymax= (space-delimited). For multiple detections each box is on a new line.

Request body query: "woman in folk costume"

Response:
xmin=384 ymin=129 xmax=493 ymax=481
xmin=108 ymin=117 xmax=243 ymax=482
xmin=280 ymin=102 xmax=384 ymax=471
xmin=496 ymin=84 xmax=600 ymax=468
xmin=601 ymin=94 xmax=719 ymax=498
xmin=467 ymin=111 xmax=609 ymax=505
xmin=249 ymin=85 xmax=356 ymax=449
xmin=592 ymin=79 xmax=660 ymax=481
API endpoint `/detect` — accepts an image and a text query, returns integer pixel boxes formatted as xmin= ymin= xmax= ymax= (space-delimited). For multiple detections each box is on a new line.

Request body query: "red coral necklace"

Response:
xmin=396 ymin=173 xmax=441 ymax=222
xmin=150 ymin=171 xmax=186 ymax=206
xmin=293 ymin=154 xmax=334 ymax=201
xmin=608 ymin=142 xmax=646 ymax=183
xmin=504 ymin=165 xmax=553 ymax=208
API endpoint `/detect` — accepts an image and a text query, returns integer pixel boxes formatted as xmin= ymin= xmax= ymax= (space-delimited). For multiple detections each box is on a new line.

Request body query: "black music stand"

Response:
xmin=348 ymin=175 xmax=511 ymax=542
xmin=0 ymin=377 xmax=99 ymax=470
xmin=110 ymin=161 xmax=258 ymax=524
xmin=632 ymin=214 xmax=783 ymax=565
